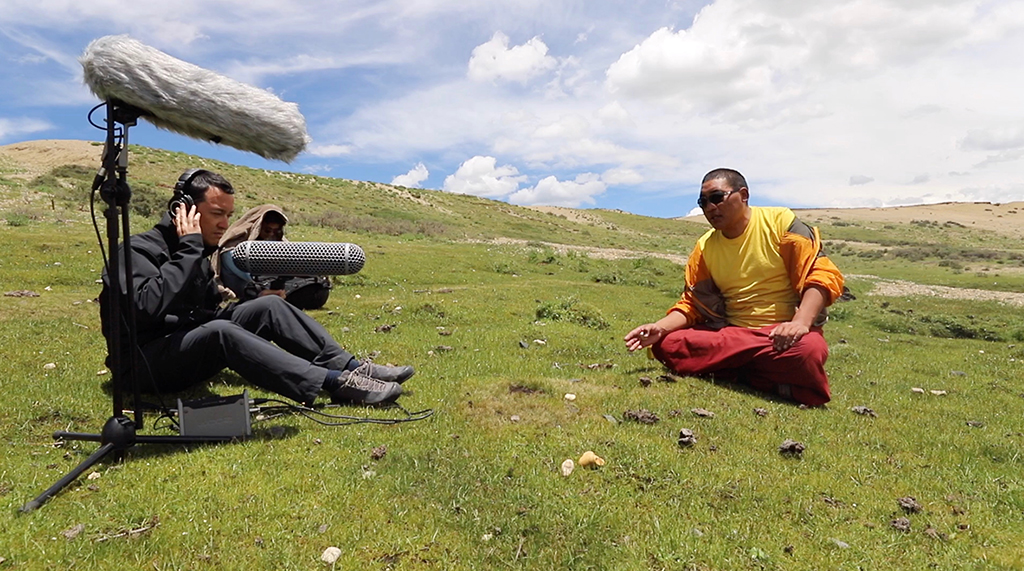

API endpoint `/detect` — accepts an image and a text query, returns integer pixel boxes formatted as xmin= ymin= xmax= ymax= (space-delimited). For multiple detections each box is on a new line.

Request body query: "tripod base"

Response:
xmin=21 ymin=416 xmax=236 ymax=513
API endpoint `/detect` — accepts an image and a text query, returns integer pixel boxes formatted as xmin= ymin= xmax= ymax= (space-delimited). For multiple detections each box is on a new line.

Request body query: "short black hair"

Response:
xmin=702 ymin=168 xmax=747 ymax=192
xmin=185 ymin=170 xmax=235 ymax=203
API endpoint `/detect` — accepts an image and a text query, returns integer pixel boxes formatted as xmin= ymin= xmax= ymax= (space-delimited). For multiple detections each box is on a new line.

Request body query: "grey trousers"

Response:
xmin=139 ymin=296 xmax=353 ymax=403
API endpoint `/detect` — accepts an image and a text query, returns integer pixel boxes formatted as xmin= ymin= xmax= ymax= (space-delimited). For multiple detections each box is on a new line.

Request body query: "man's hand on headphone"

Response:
xmin=174 ymin=204 xmax=201 ymax=238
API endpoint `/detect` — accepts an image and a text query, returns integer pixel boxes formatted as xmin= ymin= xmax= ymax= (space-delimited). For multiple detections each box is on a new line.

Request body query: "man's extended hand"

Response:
xmin=768 ymin=321 xmax=809 ymax=352
xmin=624 ymin=324 xmax=665 ymax=352
xmin=174 ymin=204 xmax=201 ymax=237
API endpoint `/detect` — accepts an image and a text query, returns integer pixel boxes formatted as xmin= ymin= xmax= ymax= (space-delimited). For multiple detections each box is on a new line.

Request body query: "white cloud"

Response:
xmin=443 ymin=156 xmax=525 ymax=198
xmin=601 ymin=167 xmax=644 ymax=185
xmin=959 ymin=127 xmax=1024 ymax=152
xmin=596 ymin=101 xmax=633 ymax=129
xmin=391 ymin=162 xmax=429 ymax=188
xmin=849 ymin=175 xmax=874 ymax=186
xmin=605 ymin=1 xmax=994 ymax=122
xmin=508 ymin=173 xmax=607 ymax=207
xmin=307 ymin=144 xmax=353 ymax=157
xmin=0 ymin=117 xmax=52 ymax=141
xmin=467 ymin=31 xmax=557 ymax=83
xmin=302 ymin=164 xmax=333 ymax=174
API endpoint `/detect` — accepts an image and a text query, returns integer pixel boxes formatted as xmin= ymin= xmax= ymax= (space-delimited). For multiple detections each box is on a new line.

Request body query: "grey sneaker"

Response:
xmin=363 ymin=362 xmax=415 ymax=384
xmin=330 ymin=364 xmax=403 ymax=405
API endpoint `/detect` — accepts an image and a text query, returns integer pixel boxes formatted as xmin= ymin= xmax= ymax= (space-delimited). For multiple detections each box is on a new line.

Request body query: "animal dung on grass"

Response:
xmin=691 ymin=408 xmax=715 ymax=418
xmin=370 ymin=445 xmax=387 ymax=460
xmin=897 ymin=496 xmax=922 ymax=513
xmin=624 ymin=409 xmax=659 ymax=424
xmin=753 ymin=407 xmax=768 ymax=417
xmin=677 ymin=428 xmax=697 ymax=447
xmin=850 ymin=405 xmax=878 ymax=417
xmin=639 ymin=376 xmax=652 ymax=387
xmin=578 ymin=450 xmax=605 ymax=468
xmin=778 ymin=439 xmax=805 ymax=457
xmin=890 ymin=517 xmax=911 ymax=532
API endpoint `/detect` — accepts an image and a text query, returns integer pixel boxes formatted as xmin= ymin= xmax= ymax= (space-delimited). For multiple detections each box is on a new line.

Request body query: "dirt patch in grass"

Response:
xmin=854 ymin=275 xmax=1024 ymax=306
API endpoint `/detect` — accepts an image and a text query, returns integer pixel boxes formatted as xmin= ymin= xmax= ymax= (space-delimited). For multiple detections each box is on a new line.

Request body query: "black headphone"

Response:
xmin=167 ymin=168 xmax=208 ymax=216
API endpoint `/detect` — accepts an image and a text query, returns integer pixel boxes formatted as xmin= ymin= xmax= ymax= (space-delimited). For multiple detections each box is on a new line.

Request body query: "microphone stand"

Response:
xmin=21 ymin=100 xmax=235 ymax=513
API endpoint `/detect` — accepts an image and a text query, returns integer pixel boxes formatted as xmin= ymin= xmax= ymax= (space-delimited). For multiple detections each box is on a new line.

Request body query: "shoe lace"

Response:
xmin=343 ymin=364 xmax=390 ymax=391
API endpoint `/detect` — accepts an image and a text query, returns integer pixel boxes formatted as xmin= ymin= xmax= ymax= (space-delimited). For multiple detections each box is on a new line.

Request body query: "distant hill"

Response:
xmin=0 ymin=140 xmax=706 ymax=259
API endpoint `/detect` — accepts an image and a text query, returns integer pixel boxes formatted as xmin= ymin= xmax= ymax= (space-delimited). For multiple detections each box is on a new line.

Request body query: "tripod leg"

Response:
xmin=20 ymin=442 xmax=118 ymax=513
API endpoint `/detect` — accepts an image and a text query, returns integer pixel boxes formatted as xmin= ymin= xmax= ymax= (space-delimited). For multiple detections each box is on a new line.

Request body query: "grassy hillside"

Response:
xmin=1 ymin=142 xmax=1023 ymax=570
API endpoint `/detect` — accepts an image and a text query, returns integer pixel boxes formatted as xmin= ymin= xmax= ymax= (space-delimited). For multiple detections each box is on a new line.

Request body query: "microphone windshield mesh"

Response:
xmin=233 ymin=242 xmax=365 ymax=276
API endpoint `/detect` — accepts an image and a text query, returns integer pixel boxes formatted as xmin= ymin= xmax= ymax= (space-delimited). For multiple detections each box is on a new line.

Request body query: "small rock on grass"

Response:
xmin=691 ymin=408 xmax=715 ymax=418
xmin=638 ymin=376 xmax=652 ymax=387
xmin=321 ymin=546 xmax=342 ymax=564
xmin=850 ymin=405 xmax=878 ymax=417
xmin=778 ymin=439 xmax=805 ymax=456
xmin=890 ymin=517 xmax=911 ymax=532
xmin=753 ymin=408 xmax=768 ymax=417
xmin=965 ymin=420 xmax=984 ymax=427
xmin=560 ymin=459 xmax=575 ymax=476
xmin=623 ymin=409 xmax=659 ymax=424
xmin=897 ymin=496 xmax=922 ymax=513
xmin=677 ymin=428 xmax=697 ymax=447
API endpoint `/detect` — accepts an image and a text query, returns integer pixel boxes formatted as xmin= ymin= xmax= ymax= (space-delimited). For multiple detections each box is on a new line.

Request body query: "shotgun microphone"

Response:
xmin=231 ymin=241 xmax=366 ymax=276
xmin=80 ymin=35 xmax=310 ymax=162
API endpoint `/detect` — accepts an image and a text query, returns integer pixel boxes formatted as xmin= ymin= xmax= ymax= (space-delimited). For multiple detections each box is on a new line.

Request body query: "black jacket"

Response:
xmin=100 ymin=214 xmax=229 ymax=350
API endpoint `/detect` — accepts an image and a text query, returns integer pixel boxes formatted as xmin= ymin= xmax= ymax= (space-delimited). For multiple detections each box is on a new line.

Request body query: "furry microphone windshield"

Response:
xmin=80 ymin=35 xmax=310 ymax=162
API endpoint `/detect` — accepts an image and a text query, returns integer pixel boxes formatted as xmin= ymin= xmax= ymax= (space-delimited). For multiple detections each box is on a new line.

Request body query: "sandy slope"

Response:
xmin=0 ymin=140 xmax=102 ymax=179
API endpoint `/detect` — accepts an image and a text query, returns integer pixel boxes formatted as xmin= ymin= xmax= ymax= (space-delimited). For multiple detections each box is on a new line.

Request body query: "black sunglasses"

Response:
xmin=697 ymin=189 xmax=739 ymax=209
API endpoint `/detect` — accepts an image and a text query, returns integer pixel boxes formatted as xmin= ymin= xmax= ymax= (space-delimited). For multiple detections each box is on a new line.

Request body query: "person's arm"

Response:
xmin=624 ymin=310 xmax=691 ymax=352
xmin=129 ymin=205 xmax=207 ymax=322
xmin=768 ymin=284 xmax=828 ymax=351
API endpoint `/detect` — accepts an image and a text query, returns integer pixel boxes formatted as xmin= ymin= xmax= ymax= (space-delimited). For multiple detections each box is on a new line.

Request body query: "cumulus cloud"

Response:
xmin=508 ymin=173 xmax=607 ymax=207
xmin=605 ymin=0 xmax=990 ymax=121
xmin=849 ymin=175 xmax=874 ymax=186
xmin=307 ymin=144 xmax=353 ymax=157
xmin=391 ymin=163 xmax=429 ymax=188
xmin=468 ymin=31 xmax=557 ymax=83
xmin=959 ymin=127 xmax=1024 ymax=152
xmin=601 ymin=167 xmax=644 ymax=185
xmin=443 ymin=156 xmax=525 ymax=198
xmin=0 ymin=117 xmax=52 ymax=141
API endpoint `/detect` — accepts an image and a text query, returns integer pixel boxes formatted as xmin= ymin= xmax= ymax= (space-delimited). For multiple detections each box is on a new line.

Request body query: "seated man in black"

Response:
xmin=100 ymin=169 xmax=412 ymax=405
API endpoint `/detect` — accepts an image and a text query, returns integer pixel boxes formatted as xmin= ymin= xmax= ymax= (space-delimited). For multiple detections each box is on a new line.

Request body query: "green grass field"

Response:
xmin=1 ymin=151 xmax=1023 ymax=570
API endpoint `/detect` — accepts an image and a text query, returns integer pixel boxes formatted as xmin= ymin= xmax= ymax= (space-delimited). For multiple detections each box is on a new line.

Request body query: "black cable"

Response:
xmin=250 ymin=398 xmax=435 ymax=426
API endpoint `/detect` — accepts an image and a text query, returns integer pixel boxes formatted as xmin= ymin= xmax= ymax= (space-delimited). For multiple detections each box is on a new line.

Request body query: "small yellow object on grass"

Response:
xmin=578 ymin=450 xmax=605 ymax=469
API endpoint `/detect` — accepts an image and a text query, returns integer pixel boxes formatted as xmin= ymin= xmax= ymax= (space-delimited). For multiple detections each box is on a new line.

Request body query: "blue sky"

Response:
xmin=2 ymin=0 xmax=1023 ymax=218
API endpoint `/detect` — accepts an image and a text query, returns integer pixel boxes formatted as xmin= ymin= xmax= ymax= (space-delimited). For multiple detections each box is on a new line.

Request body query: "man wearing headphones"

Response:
xmin=99 ymin=169 xmax=413 ymax=406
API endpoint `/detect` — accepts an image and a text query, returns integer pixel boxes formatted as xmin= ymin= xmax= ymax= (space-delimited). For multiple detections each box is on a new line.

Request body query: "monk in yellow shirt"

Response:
xmin=624 ymin=169 xmax=844 ymax=406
